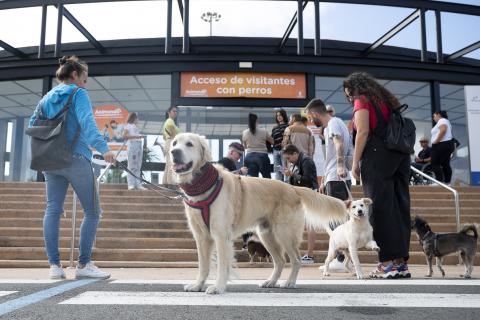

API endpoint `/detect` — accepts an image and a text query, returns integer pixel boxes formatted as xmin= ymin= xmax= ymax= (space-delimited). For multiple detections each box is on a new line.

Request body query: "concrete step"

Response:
xmin=0 ymin=218 xmax=468 ymax=233
xmin=3 ymin=236 xmax=477 ymax=252
xmin=2 ymin=194 xmax=479 ymax=208
xmin=0 ymin=209 xmax=187 ymax=221
xmin=0 ymin=218 xmax=189 ymax=229
xmin=1 ymin=201 xmax=478 ymax=216
xmin=0 ymin=201 xmax=184 ymax=212
xmin=0 ymin=249 xmax=476 ymax=266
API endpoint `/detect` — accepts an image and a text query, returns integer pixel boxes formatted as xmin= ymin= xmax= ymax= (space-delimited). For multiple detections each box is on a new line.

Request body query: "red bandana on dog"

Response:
xmin=180 ymin=163 xmax=223 ymax=230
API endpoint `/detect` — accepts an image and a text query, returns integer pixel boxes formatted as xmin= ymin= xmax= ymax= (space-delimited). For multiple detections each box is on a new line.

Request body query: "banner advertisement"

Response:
xmin=465 ymin=86 xmax=480 ymax=186
xmin=93 ymin=105 xmax=129 ymax=163
xmin=180 ymin=72 xmax=306 ymax=99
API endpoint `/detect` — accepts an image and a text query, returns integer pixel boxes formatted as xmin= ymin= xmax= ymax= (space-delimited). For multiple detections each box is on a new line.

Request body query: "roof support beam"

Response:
xmin=314 ymin=0 xmax=321 ymax=56
xmin=363 ymin=9 xmax=419 ymax=56
xmin=420 ymin=8 xmax=427 ymax=62
xmin=0 ymin=40 xmax=28 ymax=58
xmin=165 ymin=0 xmax=172 ymax=54
xmin=277 ymin=0 xmax=308 ymax=53
xmin=177 ymin=0 xmax=184 ymax=21
xmin=297 ymin=0 xmax=304 ymax=55
xmin=435 ymin=10 xmax=443 ymax=63
xmin=182 ymin=0 xmax=190 ymax=53
xmin=54 ymin=3 xmax=63 ymax=57
xmin=38 ymin=5 xmax=47 ymax=58
xmin=446 ymin=41 xmax=480 ymax=62
xmin=54 ymin=4 xmax=106 ymax=54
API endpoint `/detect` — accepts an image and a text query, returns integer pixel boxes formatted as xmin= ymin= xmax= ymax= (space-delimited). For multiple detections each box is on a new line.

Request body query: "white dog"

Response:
xmin=170 ymin=133 xmax=347 ymax=294
xmin=323 ymin=198 xmax=379 ymax=279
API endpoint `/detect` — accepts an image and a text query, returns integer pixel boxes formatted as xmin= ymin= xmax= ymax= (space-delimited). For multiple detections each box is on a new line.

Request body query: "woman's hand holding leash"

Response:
xmin=103 ymin=151 xmax=116 ymax=164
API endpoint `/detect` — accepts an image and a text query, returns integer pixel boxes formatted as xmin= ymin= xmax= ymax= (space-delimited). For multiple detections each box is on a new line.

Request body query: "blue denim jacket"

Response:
xmin=29 ymin=83 xmax=109 ymax=160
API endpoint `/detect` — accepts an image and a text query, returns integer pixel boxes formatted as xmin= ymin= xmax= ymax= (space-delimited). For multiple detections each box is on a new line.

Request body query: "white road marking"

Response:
xmin=109 ymin=279 xmax=480 ymax=286
xmin=0 ymin=280 xmax=62 ymax=284
xmin=0 ymin=292 xmax=16 ymax=297
xmin=60 ymin=291 xmax=480 ymax=308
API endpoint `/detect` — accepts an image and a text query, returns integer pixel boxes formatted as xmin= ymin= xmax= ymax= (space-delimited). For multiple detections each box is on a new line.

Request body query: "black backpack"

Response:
xmin=373 ymin=103 xmax=416 ymax=155
xmin=25 ymin=87 xmax=80 ymax=171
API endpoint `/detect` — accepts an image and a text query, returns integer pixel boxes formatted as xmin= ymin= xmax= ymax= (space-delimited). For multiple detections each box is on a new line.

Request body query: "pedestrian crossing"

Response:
xmin=59 ymin=291 xmax=480 ymax=308
xmin=1 ymin=278 xmax=480 ymax=318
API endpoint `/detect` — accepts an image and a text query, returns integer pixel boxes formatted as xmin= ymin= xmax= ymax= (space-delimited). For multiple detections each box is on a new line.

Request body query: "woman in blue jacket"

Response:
xmin=29 ymin=56 xmax=115 ymax=280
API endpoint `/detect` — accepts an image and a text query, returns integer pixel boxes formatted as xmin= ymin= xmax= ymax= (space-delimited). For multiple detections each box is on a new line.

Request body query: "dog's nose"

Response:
xmin=171 ymin=149 xmax=182 ymax=163
xmin=357 ymin=210 xmax=364 ymax=215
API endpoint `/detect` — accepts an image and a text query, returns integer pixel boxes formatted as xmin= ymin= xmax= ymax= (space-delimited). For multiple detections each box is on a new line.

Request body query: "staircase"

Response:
xmin=0 ymin=182 xmax=479 ymax=268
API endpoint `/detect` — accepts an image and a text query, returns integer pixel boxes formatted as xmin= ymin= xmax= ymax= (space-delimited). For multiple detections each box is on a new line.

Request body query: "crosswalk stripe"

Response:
xmin=60 ymin=291 xmax=480 ymax=308
xmin=0 ymin=279 xmax=98 ymax=317
xmin=110 ymin=279 xmax=480 ymax=286
xmin=0 ymin=280 xmax=61 ymax=284
xmin=0 ymin=292 xmax=16 ymax=297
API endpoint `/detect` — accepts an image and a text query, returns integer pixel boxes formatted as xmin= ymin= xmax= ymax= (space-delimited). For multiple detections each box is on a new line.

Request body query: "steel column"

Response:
xmin=10 ymin=118 xmax=25 ymax=181
xmin=165 ymin=0 xmax=173 ymax=54
xmin=54 ymin=4 xmax=64 ymax=57
xmin=420 ymin=8 xmax=427 ymax=62
xmin=38 ymin=4 xmax=47 ymax=59
xmin=314 ymin=0 xmax=321 ymax=56
xmin=297 ymin=0 xmax=304 ymax=55
xmin=0 ymin=120 xmax=7 ymax=181
xmin=435 ymin=10 xmax=443 ymax=63
xmin=182 ymin=0 xmax=190 ymax=54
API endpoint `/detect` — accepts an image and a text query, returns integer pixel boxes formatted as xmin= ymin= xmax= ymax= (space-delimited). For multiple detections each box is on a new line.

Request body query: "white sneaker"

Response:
xmin=128 ymin=186 xmax=135 ymax=190
xmin=301 ymin=254 xmax=315 ymax=264
xmin=49 ymin=264 xmax=66 ymax=279
xmin=318 ymin=258 xmax=350 ymax=273
xmin=136 ymin=186 xmax=147 ymax=190
xmin=75 ymin=262 xmax=111 ymax=279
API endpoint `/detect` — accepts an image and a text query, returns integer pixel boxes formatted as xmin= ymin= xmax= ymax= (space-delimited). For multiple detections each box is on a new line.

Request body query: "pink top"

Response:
xmin=353 ymin=95 xmax=390 ymax=134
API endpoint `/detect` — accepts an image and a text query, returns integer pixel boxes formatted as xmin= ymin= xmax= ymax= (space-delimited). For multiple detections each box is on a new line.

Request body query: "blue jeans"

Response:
xmin=273 ymin=149 xmax=285 ymax=181
xmin=43 ymin=153 xmax=101 ymax=266
xmin=245 ymin=152 xmax=271 ymax=178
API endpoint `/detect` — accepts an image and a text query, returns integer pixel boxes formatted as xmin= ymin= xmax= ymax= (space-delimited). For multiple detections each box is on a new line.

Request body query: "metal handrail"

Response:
xmin=410 ymin=165 xmax=461 ymax=233
xmin=68 ymin=140 xmax=127 ymax=268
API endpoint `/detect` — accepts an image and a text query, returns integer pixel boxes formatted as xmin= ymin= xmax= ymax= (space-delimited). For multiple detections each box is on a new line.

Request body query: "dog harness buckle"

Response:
xmin=184 ymin=179 xmax=223 ymax=231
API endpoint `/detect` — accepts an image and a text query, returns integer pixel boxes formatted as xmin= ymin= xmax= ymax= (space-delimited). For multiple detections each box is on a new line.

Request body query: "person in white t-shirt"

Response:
xmin=431 ymin=111 xmax=455 ymax=184
xmin=123 ymin=112 xmax=146 ymax=190
xmin=306 ymin=99 xmax=352 ymax=272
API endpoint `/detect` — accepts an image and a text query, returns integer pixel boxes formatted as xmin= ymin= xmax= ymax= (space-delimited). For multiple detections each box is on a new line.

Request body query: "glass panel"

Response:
xmin=0 ymin=79 xmax=42 ymax=119
xmin=440 ymin=84 xmax=470 ymax=185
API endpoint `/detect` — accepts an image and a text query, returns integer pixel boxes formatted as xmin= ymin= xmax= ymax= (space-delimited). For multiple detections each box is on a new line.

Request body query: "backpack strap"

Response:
xmin=67 ymin=88 xmax=81 ymax=149
xmin=371 ymin=100 xmax=389 ymax=139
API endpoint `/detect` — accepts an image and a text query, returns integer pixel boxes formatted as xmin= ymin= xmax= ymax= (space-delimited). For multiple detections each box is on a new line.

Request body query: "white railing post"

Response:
xmin=69 ymin=192 xmax=77 ymax=268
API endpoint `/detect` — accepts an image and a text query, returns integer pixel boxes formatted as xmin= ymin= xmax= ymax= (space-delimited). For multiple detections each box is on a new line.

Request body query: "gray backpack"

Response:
xmin=25 ymin=88 xmax=80 ymax=171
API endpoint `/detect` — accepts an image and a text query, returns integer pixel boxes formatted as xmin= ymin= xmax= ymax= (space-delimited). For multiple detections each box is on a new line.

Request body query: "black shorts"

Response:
xmin=325 ymin=180 xmax=351 ymax=201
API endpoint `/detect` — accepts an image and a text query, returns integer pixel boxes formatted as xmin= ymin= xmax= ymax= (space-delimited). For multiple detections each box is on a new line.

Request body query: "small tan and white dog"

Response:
xmin=323 ymin=198 xmax=380 ymax=279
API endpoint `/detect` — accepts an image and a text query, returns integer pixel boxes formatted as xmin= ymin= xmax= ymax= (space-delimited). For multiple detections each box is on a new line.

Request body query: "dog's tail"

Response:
xmin=460 ymin=224 xmax=478 ymax=239
xmin=294 ymin=186 xmax=347 ymax=232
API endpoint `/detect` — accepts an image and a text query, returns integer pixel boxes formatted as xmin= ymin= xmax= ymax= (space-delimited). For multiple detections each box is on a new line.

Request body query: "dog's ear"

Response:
xmin=362 ymin=198 xmax=373 ymax=206
xmin=198 ymin=135 xmax=212 ymax=162
xmin=344 ymin=200 xmax=352 ymax=209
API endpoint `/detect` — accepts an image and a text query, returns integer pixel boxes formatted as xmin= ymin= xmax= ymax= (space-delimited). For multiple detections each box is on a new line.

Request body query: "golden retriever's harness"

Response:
xmin=180 ymin=163 xmax=223 ymax=230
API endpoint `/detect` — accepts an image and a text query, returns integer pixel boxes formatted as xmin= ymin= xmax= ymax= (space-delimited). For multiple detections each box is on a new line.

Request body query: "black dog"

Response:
xmin=411 ymin=216 xmax=478 ymax=278
xmin=246 ymin=234 xmax=271 ymax=264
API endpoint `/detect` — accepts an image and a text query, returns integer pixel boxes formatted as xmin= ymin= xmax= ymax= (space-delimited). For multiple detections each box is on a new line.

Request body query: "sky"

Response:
xmin=0 ymin=0 xmax=479 ymax=59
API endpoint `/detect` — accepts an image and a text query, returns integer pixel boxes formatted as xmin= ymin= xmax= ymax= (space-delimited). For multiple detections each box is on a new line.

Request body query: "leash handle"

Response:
xmin=340 ymin=177 xmax=354 ymax=201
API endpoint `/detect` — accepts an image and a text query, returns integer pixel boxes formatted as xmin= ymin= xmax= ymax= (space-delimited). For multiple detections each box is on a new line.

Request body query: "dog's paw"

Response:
xmin=463 ymin=274 xmax=472 ymax=279
xmin=323 ymin=272 xmax=330 ymax=277
xmin=205 ymin=284 xmax=225 ymax=294
xmin=184 ymin=283 xmax=204 ymax=292
xmin=372 ymin=246 xmax=380 ymax=252
xmin=425 ymin=274 xmax=432 ymax=278
xmin=356 ymin=273 xmax=365 ymax=280
xmin=280 ymin=281 xmax=296 ymax=289
xmin=259 ymin=280 xmax=278 ymax=288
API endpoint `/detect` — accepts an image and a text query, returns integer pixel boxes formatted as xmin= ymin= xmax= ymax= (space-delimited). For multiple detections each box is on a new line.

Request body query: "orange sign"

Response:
xmin=93 ymin=105 xmax=130 ymax=161
xmin=181 ymin=72 xmax=306 ymax=99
